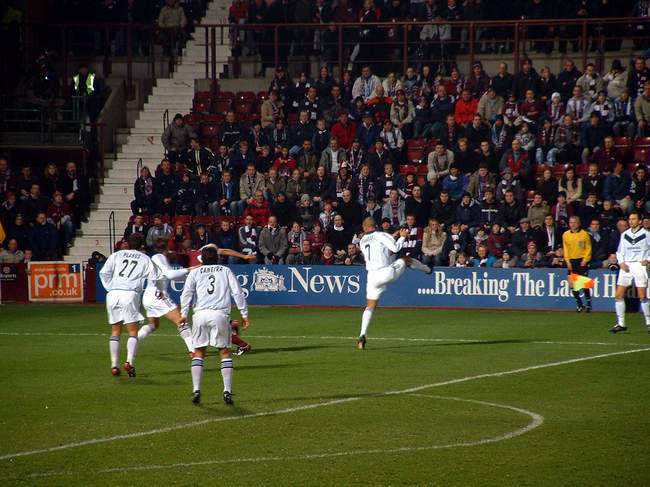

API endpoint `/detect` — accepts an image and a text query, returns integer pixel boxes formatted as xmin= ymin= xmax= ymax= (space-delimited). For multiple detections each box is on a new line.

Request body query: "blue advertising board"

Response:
xmin=96 ymin=264 xmax=622 ymax=311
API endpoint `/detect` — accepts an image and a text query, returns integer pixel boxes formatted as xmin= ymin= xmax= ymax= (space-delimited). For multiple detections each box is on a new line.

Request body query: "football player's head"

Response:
xmin=362 ymin=217 xmax=376 ymax=233
xmin=127 ymin=233 xmax=145 ymax=251
xmin=200 ymin=244 xmax=219 ymax=265
xmin=629 ymin=211 xmax=641 ymax=229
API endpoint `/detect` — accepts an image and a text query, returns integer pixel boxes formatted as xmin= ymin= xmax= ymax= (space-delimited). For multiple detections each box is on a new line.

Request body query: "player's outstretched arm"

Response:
xmin=218 ymin=248 xmax=257 ymax=262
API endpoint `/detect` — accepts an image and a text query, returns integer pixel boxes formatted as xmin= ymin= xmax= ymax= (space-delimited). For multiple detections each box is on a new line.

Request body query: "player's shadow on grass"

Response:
xmin=378 ymin=338 xmax=533 ymax=352
xmin=250 ymin=344 xmax=335 ymax=354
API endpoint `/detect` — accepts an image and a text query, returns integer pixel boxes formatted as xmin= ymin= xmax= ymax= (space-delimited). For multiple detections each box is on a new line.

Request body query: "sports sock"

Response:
xmin=641 ymin=300 xmax=650 ymax=325
xmin=109 ymin=336 xmax=120 ymax=368
xmin=583 ymin=289 xmax=592 ymax=307
xmin=126 ymin=336 xmax=138 ymax=365
xmin=360 ymin=307 xmax=374 ymax=337
xmin=408 ymin=258 xmax=431 ymax=273
xmin=221 ymin=358 xmax=233 ymax=392
xmin=191 ymin=357 xmax=204 ymax=392
xmin=178 ymin=323 xmax=193 ymax=352
xmin=138 ymin=324 xmax=156 ymax=340
xmin=231 ymin=334 xmax=249 ymax=348
xmin=572 ymin=291 xmax=583 ymax=307
xmin=615 ymin=299 xmax=626 ymax=326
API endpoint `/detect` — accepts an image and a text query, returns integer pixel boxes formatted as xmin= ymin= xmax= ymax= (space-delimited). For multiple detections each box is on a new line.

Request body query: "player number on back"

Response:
xmin=118 ymin=259 xmax=138 ymax=278
xmin=364 ymin=243 xmax=371 ymax=261
xmin=207 ymin=275 xmax=216 ymax=294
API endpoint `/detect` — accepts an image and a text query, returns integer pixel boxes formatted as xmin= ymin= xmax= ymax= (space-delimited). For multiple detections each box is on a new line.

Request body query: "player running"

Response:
xmin=99 ymin=233 xmax=161 ymax=377
xmin=611 ymin=211 xmax=650 ymax=334
xmin=180 ymin=244 xmax=250 ymax=405
xmin=357 ymin=217 xmax=431 ymax=349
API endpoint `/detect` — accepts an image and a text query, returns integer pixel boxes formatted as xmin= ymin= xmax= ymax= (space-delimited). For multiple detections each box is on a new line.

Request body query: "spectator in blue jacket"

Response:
xmin=471 ymin=243 xmax=497 ymax=267
xmin=30 ymin=211 xmax=60 ymax=261
xmin=356 ymin=112 xmax=380 ymax=150
xmin=603 ymin=161 xmax=632 ymax=213
xmin=455 ymin=192 xmax=481 ymax=231
xmin=442 ymin=165 xmax=469 ymax=201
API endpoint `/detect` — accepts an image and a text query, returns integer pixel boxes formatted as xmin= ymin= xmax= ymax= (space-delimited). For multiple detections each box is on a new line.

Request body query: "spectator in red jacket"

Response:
xmin=272 ymin=146 xmax=297 ymax=177
xmin=331 ymin=111 xmax=357 ymax=149
xmin=244 ymin=189 xmax=271 ymax=225
xmin=167 ymin=223 xmax=190 ymax=253
xmin=454 ymin=89 xmax=479 ymax=126
xmin=46 ymin=191 xmax=75 ymax=247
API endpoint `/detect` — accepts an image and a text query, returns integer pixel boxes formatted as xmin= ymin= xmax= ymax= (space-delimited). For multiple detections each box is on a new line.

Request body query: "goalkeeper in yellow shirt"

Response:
xmin=563 ymin=215 xmax=592 ymax=312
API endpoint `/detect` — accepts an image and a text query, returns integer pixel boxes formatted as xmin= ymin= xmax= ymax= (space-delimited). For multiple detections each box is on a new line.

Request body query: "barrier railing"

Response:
xmin=108 ymin=210 xmax=116 ymax=254
xmin=136 ymin=157 xmax=143 ymax=178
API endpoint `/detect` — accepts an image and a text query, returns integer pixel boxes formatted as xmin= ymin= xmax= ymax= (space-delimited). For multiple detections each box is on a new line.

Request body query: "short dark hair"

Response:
xmin=127 ymin=232 xmax=145 ymax=250
xmin=201 ymin=246 xmax=219 ymax=265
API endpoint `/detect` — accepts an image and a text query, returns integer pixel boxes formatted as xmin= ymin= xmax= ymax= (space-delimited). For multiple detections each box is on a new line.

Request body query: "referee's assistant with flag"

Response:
xmin=563 ymin=215 xmax=592 ymax=312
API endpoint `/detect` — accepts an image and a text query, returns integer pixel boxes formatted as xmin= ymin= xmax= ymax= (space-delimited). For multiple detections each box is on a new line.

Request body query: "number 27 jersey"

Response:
xmin=99 ymin=250 xmax=160 ymax=292
xmin=359 ymin=232 xmax=406 ymax=272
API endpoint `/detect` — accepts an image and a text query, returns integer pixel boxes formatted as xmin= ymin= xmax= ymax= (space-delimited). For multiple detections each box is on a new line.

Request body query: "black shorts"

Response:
xmin=568 ymin=258 xmax=588 ymax=276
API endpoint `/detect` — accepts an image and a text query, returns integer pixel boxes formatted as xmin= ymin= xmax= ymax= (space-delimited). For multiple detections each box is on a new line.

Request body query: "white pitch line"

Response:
xmin=27 ymin=394 xmax=544 ymax=479
xmin=0 ymin=332 xmax=647 ymax=347
xmin=0 ymin=346 xmax=648 ymax=462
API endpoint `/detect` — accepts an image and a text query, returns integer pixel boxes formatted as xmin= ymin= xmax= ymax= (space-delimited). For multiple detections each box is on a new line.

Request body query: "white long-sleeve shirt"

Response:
xmin=146 ymin=253 xmax=189 ymax=292
xmin=616 ymin=227 xmax=650 ymax=264
xmin=180 ymin=264 xmax=248 ymax=319
xmin=99 ymin=250 xmax=160 ymax=293
xmin=359 ymin=231 xmax=406 ymax=271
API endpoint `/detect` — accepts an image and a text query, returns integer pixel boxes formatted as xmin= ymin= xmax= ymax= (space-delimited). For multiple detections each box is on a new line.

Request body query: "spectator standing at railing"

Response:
xmin=123 ymin=214 xmax=148 ymax=240
xmin=70 ymin=63 xmax=102 ymax=122
xmin=47 ymin=191 xmax=75 ymax=248
xmin=259 ymin=215 xmax=288 ymax=264
xmin=352 ymin=66 xmax=382 ymax=103
xmin=21 ymin=184 xmax=49 ymax=224
xmin=627 ymin=57 xmax=650 ymax=99
xmin=132 ymin=166 xmax=155 ymax=215
xmin=57 ymin=162 xmax=88 ymax=226
xmin=512 ymin=58 xmax=540 ymax=102
xmin=154 ymin=159 xmax=179 ymax=217
xmin=557 ymin=60 xmax=582 ymax=102
xmin=162 ymin=114 xmax=196 ymax=164
xmin=184 ymin=138 xmax=215 ymax=177
xmin=260 ymin=90 xmax=283 ymax=129
xmin=157 ymin=0 xmax=187 ymax=56
xmin=0 ymin=238 xmax=24 ymax=264
xmin=635 ymin=81 xmax=650 ymax=136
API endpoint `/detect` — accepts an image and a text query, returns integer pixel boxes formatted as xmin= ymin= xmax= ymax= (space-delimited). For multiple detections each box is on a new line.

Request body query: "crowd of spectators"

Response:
xmin=229 ymin=0 xmax=649 ymax=75
xmin=122 ymin=56 xmax=650 ymax=268
xmin=0 ymin=157 xmax=89 ymax=263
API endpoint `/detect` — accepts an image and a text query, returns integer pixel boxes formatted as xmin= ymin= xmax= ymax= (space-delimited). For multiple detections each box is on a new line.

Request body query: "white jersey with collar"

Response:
xmin=359 ymin=231 xmax=406 ymax=272
xmin=99 ymin=250 xmax=160 ymax=293
xmin=180 ymin=264 xmax=248 ymax=319
xmin=616 ymin=227 xmax=650 ymax=263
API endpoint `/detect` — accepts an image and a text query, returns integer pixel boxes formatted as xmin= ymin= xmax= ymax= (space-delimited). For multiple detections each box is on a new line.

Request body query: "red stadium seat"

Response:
xmin=257 ymin=91 xmax=269 ymax=102
xmin=635 ymin=137 xmax=650 ymax=148
xmin=236 ymin=91 xmax=256 ymax=102
xmin=406 ymin=147 xmax=425 ymax=163
xmin=614 ymin=136 xmax=632 ymax=148
xmin=201 ymin=124 xmax=220 ymax=139
xmin=174 ymin=216 xmax=192 ymax=226
xmin=536 ymin=163 xmax=548 ymax=176
xmin=193 ymin=215 xmax=214 ymax=226
xmin=526 ymin=190 xmax=535 ymax=203
xmin=406 ymin=138 xmax=426 ymax=149
xmin=195 ymin=91 xmax=211 ymax=100
xmin=416 ymin=164 xmax=429 ymax=176
xmin=553 ymin=164 xmax=568 ymax=178
xmin=184 ymin=113 xmax=201 ymax=130
xmin=576 ymin=163 xmax=589 ymax=176
xmin=217 ymin=216 xmax=236 ymax=226
xmin=213 ymin=99 xmax=232 ymax=114
xmin=399 ymin=164 xmax=416 ymax=175
xmin=192 ymin=99 xmax=211 ymax=114
xmin=202 ymin=113 xmax=223 ymax=124
xmin=287 ymin=112 xmax=299 ymax=126
xmin=216 ymin=91 xmax=235 ymax=100
xmin=235 ymin=101 xmax=253 ymax=115
xmin=633 ymin=148 xmax=649 ymax=164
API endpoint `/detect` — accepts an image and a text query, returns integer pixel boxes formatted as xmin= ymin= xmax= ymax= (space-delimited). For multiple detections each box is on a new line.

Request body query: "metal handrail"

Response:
xmin=136 ymin=157 xmax=143 ymax=178
xmin=108 ymin=210 xmax=116 ymax=254
xmin=162 ymin=109 xmax=170 ymax=156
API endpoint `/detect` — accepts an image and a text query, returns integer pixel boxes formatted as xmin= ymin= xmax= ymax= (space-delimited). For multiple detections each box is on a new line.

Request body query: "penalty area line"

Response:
xmin=1 ymin=346 xmax=648 ymax=463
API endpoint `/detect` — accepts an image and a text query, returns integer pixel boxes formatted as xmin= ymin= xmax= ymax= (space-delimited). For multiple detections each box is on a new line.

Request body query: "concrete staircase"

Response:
xmin=66 ymin=0 xmax=231 ymax=262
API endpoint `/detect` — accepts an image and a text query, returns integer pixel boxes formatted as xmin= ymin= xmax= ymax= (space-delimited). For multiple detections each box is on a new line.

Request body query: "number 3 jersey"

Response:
xmin=359 ymin=231 xmax=406 ymax=272
xmin=180 ymin=264 xmax=248 ymax=318
xmin=99 ymin=250 xmax=161 ymax=293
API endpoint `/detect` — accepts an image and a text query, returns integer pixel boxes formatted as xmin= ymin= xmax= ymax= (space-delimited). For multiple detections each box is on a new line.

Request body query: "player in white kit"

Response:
xmin=140 ymin=238 xmax=256 ymax=353
xmin=99 ymin=233 xmax=161 ymax=377
xmin=180 ymin=244 xmax=250 ymax=405
xmin=611 ymin=211 xmax=650 ymax=334
xmin=357 ymin=217 xmax=431 ymax=349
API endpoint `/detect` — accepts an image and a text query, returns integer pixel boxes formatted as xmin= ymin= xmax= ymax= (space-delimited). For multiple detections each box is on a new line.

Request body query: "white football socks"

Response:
xmin=221 ymin=358 xmax=233 ymax=393
xmin=360 ymin=307 xmax=374 ymax=337
xmin=191 ymin=357 xmax=204 ymax=392
xmin=178 ymin=323 xmax=194 ymax=352
xmin=137 ymin=324 xmax=156 ymax=340
xmin=641 ymin=300 xmax=650 ymax=325
xmin=126 ymin=336 xmax=138 ymax=365
xmin=615 ymin=299 xmax=626 ymax=326
xmin=109 ymin=336 xmax=120 ymax=368
xmin=408 ymin=258 xmax=431 ymax=273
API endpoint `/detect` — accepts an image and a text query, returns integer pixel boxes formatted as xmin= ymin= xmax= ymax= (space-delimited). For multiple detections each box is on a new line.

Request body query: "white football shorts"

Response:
xmin=192 ymin=309 xmax=231 ymax=349
xmin=142 ymin=287 xmax=177 ymax=318
xmin=106 ymin=290 xmax=144 ymax=325
xmin=366 ymin=259 xmax=407 ymax=300
xmin=617 ymin=261 xmax=649 ymax=288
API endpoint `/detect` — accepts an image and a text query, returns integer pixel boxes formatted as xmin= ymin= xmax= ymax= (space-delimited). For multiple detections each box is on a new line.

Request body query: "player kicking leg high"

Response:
xmin=180 ymin=244 xmax=250 ymax=405
xmin=357 ymin=217 xmax=431 ymax=349
xmin=611 ymin=211 xmax=650 ymax=333
xmin=99 ymin=233 xmax=161 ymax=377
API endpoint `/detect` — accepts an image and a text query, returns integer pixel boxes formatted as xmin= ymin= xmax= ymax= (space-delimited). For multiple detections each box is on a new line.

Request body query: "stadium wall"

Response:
xmin=92 ymin=265 xmax=624 ymax=312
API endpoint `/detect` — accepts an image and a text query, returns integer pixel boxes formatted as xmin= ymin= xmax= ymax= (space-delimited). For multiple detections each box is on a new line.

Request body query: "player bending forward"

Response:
xmin=180 ymin=244 xmax=250 ymax=405
xmin=357 ymin=217 xmax=431 ymax=349
xmin=99 ymin=233 xmax=161 ymax=377
xmin=611 ymin=211 xmax=650 ymax=334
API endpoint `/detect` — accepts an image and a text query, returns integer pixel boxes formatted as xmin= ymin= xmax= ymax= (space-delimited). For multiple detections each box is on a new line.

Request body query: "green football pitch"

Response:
xmin=1 ymin=304 xmax=650 ymax=486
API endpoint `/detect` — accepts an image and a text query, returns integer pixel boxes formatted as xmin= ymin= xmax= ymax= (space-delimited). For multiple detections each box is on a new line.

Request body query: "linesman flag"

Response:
xmin=569 ymin=273 xmax=595 ymax=292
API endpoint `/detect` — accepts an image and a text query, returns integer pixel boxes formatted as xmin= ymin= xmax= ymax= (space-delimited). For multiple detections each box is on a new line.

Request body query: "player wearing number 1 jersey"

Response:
xmin=357 ymin=217 xmax=431 ymax=349
xmin=99 ymin=233 xmax=161 ymax=377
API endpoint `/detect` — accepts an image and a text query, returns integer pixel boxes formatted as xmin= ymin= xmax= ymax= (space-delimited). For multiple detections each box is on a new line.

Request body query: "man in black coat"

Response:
xmin=185 ymin=137 xmax=215 ymax=177
xmin=431 ymin=190 xmax=456 ymax=228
